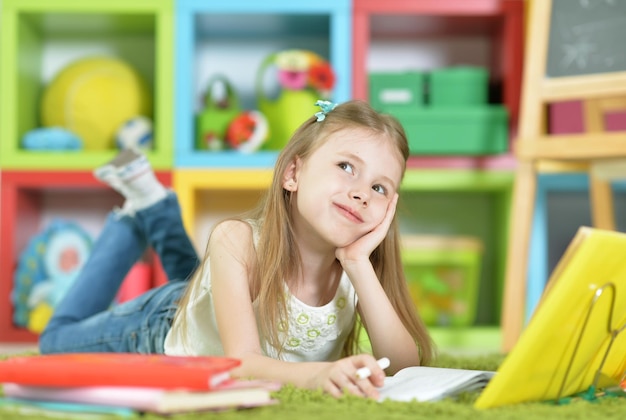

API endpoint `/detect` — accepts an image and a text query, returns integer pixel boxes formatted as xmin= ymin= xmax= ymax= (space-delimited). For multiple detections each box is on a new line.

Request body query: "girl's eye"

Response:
xmin=373 ymin=184 xmax=387 ymax=195
xmin=338 ymin=162 xmax=354 ymax=174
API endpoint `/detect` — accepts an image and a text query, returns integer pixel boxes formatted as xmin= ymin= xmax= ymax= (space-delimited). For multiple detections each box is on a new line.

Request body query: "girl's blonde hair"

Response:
xmin=176 ymin=99 xmax=434 ymax=365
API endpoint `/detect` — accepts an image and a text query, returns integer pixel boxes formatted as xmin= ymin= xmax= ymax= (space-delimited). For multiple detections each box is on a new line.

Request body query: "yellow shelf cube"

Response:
xmin=173 ymin=169 xmax=272 ymax=248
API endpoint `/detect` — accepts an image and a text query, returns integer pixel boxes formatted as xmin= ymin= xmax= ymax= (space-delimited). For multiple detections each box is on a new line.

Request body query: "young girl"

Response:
xmin=39 ymin=99 xmax=434 ymax=399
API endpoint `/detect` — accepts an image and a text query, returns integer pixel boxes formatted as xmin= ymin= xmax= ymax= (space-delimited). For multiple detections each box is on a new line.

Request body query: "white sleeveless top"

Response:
xmin=164 ymin=223 xmax=358 ymax=362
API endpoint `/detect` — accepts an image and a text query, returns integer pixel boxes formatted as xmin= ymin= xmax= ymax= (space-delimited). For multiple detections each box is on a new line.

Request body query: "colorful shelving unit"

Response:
xmin=0 ymin=1 xmax=524 ymax=350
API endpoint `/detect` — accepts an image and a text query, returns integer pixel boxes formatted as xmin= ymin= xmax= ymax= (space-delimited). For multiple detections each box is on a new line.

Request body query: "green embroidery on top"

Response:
xmin=287 ymin=337 xmax=301 ymax=347
xmin=336 ymin=297 xmax=346 ymax=309
xmin=278 ymin=321 xmax=287 ymax=332
xmin=327 ymin=314 xmax=337 ymax=325
xmin=307 ymin=329 xmax=321 ymax=338
xmin=297 ymin=313 xmax=310 ymax=324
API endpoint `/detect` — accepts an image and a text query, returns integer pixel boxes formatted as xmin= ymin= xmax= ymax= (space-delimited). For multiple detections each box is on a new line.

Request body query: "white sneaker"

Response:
xmin=94 ymin=148 xmax=148 ymax=179
xmin=94 ymin=148 xmax=167 ymax=213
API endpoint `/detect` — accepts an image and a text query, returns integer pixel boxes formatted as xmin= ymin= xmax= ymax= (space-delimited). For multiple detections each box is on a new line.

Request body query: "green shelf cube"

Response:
xmin=0 ymin=0 xmax=174 ymax=170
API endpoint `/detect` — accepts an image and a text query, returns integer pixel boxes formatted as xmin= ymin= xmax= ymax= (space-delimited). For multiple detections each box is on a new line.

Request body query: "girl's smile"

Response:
xmin=333 ymin=202 xmax=364 ymax=223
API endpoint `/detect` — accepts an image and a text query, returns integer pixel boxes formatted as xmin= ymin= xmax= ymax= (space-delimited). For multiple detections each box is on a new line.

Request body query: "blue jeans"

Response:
xmin=39 ymin=194 xmax=200 ymax=354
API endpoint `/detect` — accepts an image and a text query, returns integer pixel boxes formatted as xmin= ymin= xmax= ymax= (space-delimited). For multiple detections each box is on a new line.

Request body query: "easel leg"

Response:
xmin=502 ymin=161 xmax=536 ymax=352
xmin=589 ymin=175 xmax=615 ymax=230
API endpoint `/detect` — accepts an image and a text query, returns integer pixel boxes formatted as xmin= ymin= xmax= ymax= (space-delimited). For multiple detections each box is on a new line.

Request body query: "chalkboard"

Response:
xmin=547 ymin=0 xmax=626 ymax=78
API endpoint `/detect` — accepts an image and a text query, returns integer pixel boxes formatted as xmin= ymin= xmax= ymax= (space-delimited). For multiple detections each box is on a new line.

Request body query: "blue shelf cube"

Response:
xmin=174 ymin=0 xmax=352 ymax=168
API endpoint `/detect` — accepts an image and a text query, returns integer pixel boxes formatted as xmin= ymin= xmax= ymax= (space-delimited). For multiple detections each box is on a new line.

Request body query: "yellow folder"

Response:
xmin=475 ymin=227 xmax=626 ymax=409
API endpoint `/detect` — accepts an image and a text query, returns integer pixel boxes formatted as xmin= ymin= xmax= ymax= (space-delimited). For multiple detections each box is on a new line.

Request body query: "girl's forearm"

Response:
xmin=230 ymin=352 xmax=329 ymax=389
xmin=343 ymin=261 xmax=421 ymax=373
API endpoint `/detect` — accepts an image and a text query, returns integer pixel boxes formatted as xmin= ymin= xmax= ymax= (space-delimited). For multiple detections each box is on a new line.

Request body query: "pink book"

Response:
xmin=3 ymin=380 xmax=281 ymax=414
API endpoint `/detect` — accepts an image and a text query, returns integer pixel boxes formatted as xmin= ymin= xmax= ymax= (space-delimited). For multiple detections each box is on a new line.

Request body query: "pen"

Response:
xmin=355 ymin=357 xmax=390 ymax=380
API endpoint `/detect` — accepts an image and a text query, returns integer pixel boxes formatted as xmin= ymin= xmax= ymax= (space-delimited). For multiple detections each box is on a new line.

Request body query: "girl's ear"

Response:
xmin=282 ymin=157 xmax=301 ymax=192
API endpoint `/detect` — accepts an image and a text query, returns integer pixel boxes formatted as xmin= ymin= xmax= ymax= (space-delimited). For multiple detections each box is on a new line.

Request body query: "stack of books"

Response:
xmin=0 ymin=353 xmax=280 ymax=416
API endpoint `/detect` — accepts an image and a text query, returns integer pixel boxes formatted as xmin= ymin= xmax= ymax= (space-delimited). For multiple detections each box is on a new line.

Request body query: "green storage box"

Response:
xmin=401 ymin=235 xmax=483 ymax=327
xmin=394 ymin=106 xmax=509 ymax=155
xmin=369 ymin=71 xmax=425 ymax=112
xmin=429 ymin=66 xmax=488 ymax=106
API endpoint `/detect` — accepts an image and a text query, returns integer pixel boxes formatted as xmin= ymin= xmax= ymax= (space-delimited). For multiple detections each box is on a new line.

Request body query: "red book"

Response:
xmin=0 ymin=353 xmax=240 ymax=391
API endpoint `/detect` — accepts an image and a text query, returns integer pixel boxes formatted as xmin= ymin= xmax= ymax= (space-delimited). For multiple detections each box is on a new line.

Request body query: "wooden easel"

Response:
xmin=502 ymin=0 xmax=626 ymax=351
xmin=585 ymin=97 xmax=626 ymax=230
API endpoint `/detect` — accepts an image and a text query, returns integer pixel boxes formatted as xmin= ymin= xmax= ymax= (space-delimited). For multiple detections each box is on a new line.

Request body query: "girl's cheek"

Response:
xmin=374 ymin=208 xmax=386 ymax=225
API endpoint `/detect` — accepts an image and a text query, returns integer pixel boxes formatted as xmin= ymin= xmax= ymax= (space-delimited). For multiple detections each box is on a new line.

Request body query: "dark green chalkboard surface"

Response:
xmin=547 ymin=0 xmax=626 ymax=78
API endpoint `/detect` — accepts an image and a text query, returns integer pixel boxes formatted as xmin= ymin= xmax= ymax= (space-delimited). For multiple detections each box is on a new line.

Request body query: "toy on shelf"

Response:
xmin=225 ymin=110 xmax=269 ymax=153
xmin=41 ymin=56 xmax=152 ymax=151
xmin=256 ymin=49 xmax=336 ymax=150
xmin=12 ymin=220 xmax=93 ymax=334
xmin=401 ymin=234 xmax=483 ymax=327
xmin=21 ymin=127 xmax=83 ymax=151
xmin=369 ymin=71 xmax=425 ymax=113
xmin=196 ymin=75 xmax=242 ymax=151
xmin=116 ymin=116 xmax=154 ymax=151
xmin=11 ymin=221 xmax=156 ymax=334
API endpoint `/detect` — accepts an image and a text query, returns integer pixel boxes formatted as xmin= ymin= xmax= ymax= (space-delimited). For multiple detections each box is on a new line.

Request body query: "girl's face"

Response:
xmin=285 ymin=127 xmax=405 ymax=249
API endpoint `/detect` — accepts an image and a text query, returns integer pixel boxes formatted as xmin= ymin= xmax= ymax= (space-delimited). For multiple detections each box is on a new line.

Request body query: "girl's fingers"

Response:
xmin=324 ymin=356 xmax=382 ymax=399
xmin=343 ymin=382 xmax=366 ymax=397
xmin=325 ymin=383 xmax=343 ymax=399
xmin=354 ymin=377 xmax=380 ymax=399
xmin=380 ymin=193 xmax=398 ymax=230
xmin=327 ymin=376 xmax=363 ymax=398
xmin=345 ymin=366 xmax=380 ymax=399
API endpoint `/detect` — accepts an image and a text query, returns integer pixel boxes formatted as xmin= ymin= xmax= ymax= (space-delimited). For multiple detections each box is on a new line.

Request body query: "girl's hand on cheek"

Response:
xmin=336 ymin=194 xmax=398 ymax=268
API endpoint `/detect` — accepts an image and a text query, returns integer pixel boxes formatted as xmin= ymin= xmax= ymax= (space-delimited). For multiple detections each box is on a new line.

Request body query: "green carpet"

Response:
xmin=1 ymin=353 xmax=625 ymax=419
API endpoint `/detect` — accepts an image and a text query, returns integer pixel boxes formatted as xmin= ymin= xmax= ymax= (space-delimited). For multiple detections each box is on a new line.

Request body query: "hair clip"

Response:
xmin=314 ymin=100 xmax=337 ymax=122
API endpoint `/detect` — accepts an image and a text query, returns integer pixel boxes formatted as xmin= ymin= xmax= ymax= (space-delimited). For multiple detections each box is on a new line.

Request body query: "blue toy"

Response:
xmin=21 ymin=127 xmax=83 ymax=150
xmin=12 ymin=220 xmax=92 ymax=332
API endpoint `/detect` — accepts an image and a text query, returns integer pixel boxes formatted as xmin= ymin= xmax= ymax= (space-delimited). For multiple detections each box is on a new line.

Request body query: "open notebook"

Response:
xmin=475 ymin=227 xmax=626 ymax=408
